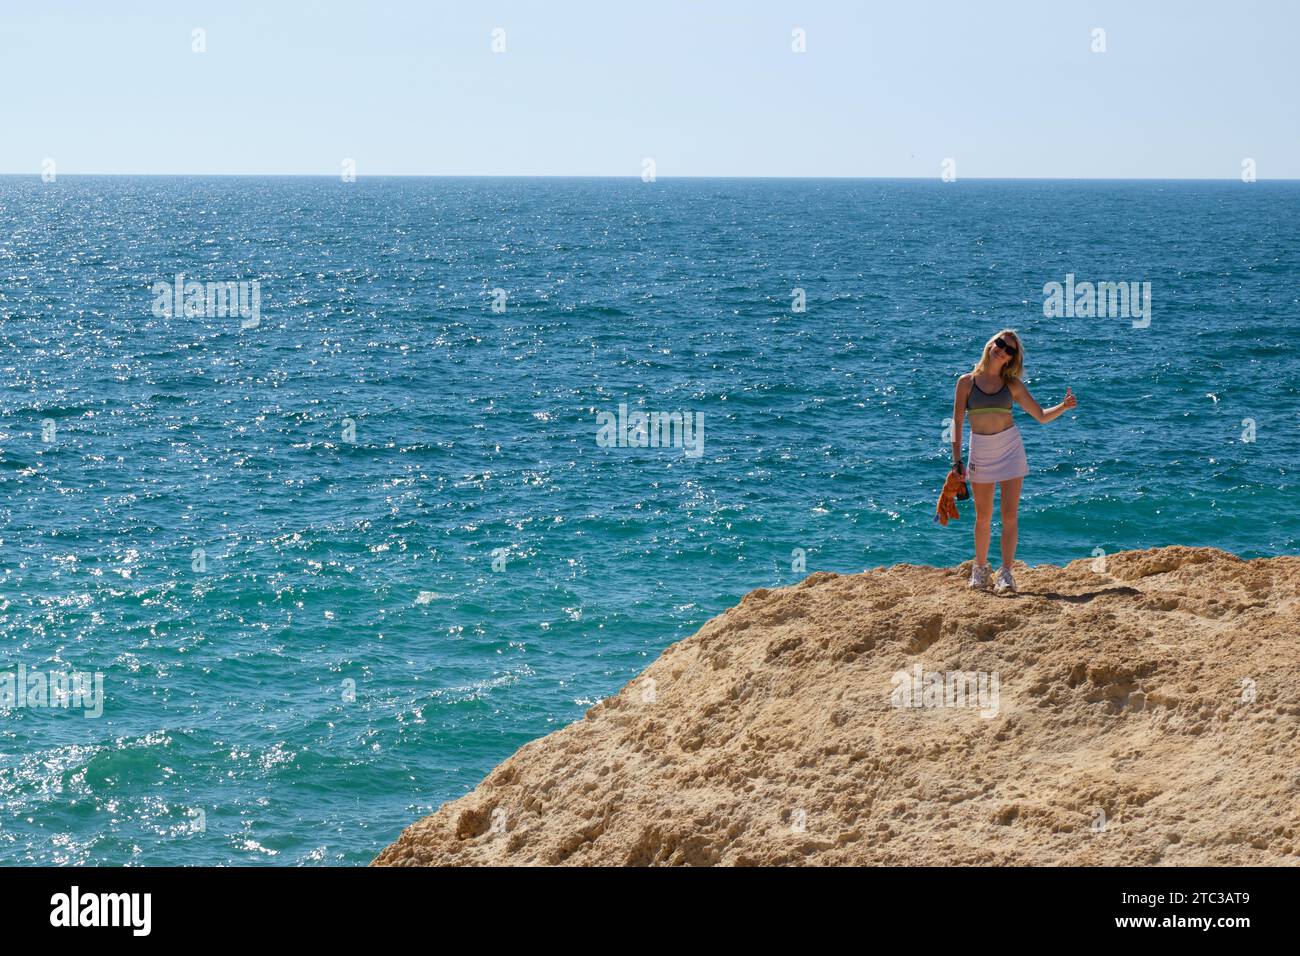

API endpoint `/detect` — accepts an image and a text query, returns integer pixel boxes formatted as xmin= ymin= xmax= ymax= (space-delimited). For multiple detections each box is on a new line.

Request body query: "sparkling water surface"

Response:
xmin=1 ymin=176 xmax=1297 ymax=864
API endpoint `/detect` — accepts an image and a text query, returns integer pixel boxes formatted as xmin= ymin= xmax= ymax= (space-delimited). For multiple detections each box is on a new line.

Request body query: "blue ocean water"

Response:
xmin=1 ymin=176 xmax=1297 ymax=865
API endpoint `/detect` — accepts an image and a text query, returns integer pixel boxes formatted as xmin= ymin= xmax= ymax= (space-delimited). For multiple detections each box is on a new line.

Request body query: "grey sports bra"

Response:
xmin=967 ymin=378 xmax=1012 ymax=415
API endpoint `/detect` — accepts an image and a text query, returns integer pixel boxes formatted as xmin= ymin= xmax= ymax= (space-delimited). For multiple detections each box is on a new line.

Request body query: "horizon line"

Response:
xmin=2 ymin=173 xmax=1295 ymax=182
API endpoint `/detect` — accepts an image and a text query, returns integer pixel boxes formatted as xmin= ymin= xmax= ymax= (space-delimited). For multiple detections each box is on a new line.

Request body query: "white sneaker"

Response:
xmin=968 ymin=563 xmax=993 ymax=591
xmin=994 ymin=566 xmax=1016 ymax=594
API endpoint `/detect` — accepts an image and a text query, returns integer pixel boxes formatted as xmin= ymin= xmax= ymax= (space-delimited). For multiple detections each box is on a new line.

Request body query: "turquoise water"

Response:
xmin=1 ymin=177 xmax=1297 ymax=865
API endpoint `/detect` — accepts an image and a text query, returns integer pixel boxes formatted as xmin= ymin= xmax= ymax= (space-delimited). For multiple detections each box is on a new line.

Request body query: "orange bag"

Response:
xmin=934 ymin=470 xmax=967 ymax=526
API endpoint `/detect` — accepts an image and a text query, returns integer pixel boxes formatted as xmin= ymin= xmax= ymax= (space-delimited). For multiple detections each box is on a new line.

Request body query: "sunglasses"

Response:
xmin=993 ymin=337 xmax=1019 ymax=358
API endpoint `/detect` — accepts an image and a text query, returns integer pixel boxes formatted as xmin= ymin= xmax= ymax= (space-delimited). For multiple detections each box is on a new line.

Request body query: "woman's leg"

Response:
xmin=972 ymin=481 xmax=995 ymax=566
xmin=998 ymin=476 xmax=1024 ymax=569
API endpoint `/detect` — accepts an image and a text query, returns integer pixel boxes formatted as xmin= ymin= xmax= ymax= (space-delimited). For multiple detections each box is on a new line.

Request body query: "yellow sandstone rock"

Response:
xmin=374 ymin=546 xmax=1300 ymax=866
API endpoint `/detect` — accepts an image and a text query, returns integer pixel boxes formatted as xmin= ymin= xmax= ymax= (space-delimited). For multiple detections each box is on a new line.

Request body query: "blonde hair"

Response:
xmin=972 ymin=329 xmax=1024 ymax=384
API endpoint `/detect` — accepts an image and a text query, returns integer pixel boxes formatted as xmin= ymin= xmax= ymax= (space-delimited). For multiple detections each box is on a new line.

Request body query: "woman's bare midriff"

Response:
xmin=970 ymin=414 xmax=1014 ymax=435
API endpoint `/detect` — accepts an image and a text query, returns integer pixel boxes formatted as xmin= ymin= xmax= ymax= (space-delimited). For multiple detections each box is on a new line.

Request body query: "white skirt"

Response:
xmin=969 ymin=424 xmax=1028 ymax=483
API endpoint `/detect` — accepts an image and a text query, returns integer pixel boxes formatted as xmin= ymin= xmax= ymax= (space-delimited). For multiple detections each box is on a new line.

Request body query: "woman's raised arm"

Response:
xmin=1011 ymin=379 xmax=1076 ymax=424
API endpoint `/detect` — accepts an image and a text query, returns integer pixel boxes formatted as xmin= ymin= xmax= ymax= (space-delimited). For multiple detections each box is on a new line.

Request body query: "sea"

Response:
xmin=1 ymin=176 xmax=1297 ymax=864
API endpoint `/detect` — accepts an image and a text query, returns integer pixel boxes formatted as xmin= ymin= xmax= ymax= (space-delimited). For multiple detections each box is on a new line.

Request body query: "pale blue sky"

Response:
xmin=2 ymin=0 xmax=1296 ymax=177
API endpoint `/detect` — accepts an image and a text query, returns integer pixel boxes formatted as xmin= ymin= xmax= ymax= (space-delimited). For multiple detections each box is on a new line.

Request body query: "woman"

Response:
xmin=951 ymin=330 xmax=1076 ymax=593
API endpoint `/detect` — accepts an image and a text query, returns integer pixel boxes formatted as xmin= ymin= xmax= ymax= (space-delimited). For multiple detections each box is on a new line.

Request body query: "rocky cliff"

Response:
xmin=374 ymin=547 xmax=1300 ymax=866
